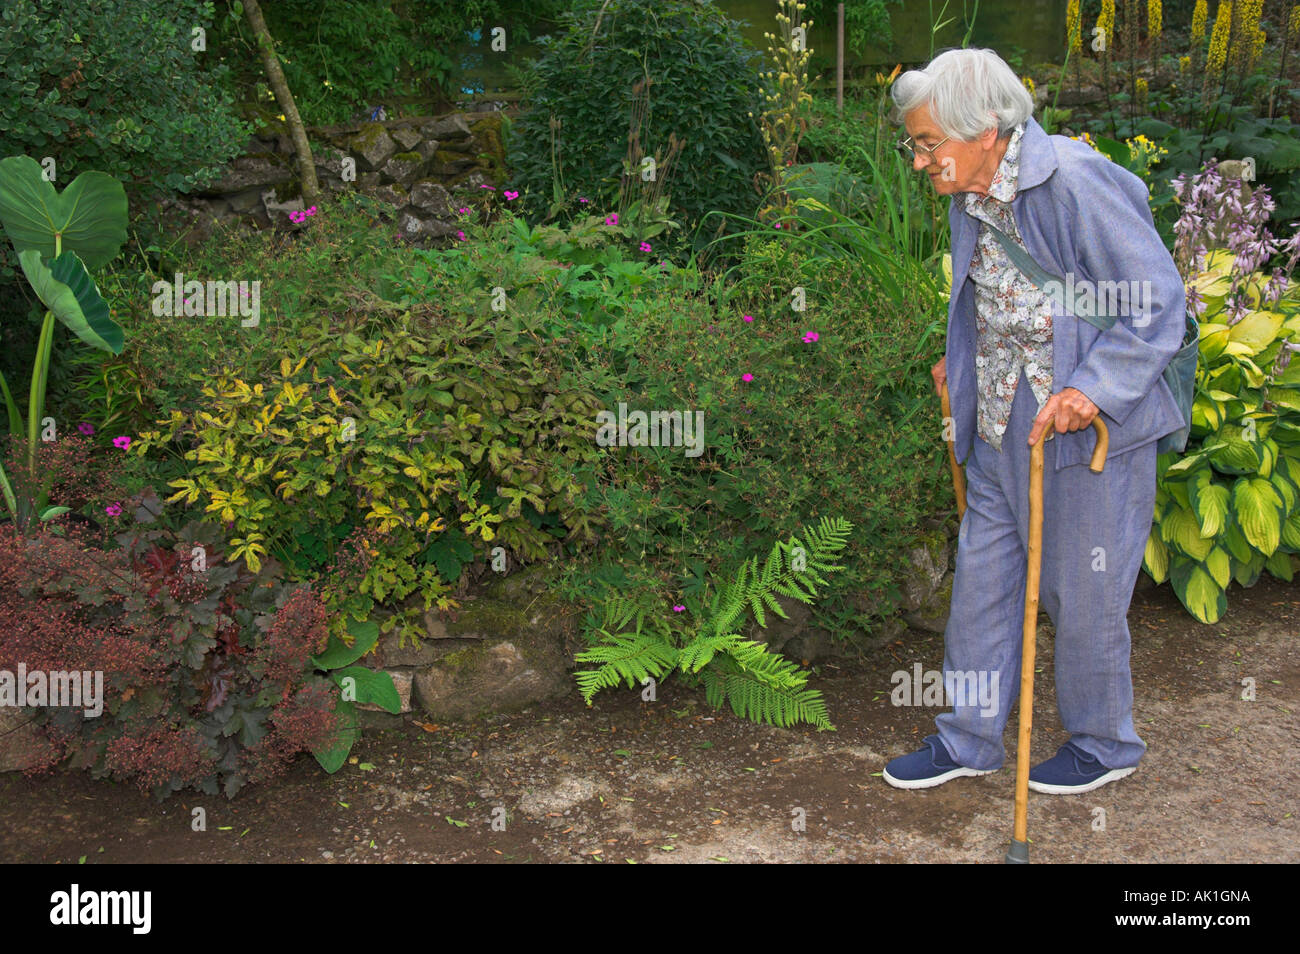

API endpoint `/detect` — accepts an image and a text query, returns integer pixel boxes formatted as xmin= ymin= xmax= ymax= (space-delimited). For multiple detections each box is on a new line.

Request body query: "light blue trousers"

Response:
xmin=936 ymin=368 xmax=1153 ymax=770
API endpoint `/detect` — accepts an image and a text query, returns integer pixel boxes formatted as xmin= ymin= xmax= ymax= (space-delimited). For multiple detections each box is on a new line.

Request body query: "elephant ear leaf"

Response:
xmin=0 ymin=155 xmax=128 ymax=269
xmin=18 ymin=249 xmax=124 ymax=354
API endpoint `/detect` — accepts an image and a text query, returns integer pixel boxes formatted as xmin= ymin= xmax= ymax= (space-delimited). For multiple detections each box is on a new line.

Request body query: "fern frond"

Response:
xmin=676 ymin=633 xmax=742 ymax=674
xmin=704 ymin=655 xmax=834 ymax=731
xmin=574 ymin=631 xmax=678 ymax=704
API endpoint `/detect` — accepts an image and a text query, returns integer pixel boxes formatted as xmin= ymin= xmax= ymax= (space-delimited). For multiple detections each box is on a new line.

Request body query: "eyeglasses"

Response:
xmin=896 ymin=134 xmax=952 ymax=162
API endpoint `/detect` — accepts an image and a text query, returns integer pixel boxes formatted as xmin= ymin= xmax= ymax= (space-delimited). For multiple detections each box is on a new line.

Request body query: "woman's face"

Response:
xmin=902 ymin=103 xmax=1000 ymax=196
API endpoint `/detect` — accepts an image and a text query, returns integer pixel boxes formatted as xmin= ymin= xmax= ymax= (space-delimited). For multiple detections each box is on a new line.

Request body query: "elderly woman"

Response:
xmin=881 ymin=49 xmax=1186 ymax=794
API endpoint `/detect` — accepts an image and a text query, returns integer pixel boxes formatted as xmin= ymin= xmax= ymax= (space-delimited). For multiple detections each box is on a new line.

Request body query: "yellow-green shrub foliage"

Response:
xmin=139 ymin=308 xmax=606 ymax=633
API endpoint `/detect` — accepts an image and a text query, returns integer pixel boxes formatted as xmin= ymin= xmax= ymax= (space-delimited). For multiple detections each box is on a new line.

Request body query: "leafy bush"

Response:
xmin=504 ymin=0 xmax=767 ymax=253
xmin=0 ymin=520 xmax=347 ymax=799
xmin=137 ymin=302 xmax=607 ymax=634
xmin=1143 ymin=163 xmax=1300 ymax=622
xmin=0 ymin=0 xmax=248 ymax=200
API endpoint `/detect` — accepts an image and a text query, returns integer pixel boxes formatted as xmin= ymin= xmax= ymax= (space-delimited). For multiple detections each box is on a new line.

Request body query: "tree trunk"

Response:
xmin=242 ymin=0 xmax=320 ymax=206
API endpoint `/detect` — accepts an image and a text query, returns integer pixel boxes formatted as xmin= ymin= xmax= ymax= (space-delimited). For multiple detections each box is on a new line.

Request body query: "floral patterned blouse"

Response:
xmin=963 ymin=121 xmax=1055 ymax=452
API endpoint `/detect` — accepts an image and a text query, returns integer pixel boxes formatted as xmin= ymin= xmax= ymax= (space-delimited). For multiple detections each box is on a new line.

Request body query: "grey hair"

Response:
xmin=890 ymin=48 xmax=1034 ymax=141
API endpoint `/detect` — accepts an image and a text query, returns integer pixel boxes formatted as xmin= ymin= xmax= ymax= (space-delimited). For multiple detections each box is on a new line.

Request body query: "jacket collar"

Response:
xmin=1015 ymin=115 xmax=1057 ymax=192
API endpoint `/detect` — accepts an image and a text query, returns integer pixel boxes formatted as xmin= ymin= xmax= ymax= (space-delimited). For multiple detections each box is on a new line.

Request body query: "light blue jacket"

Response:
xmin=945 ymin=116 xmax=1186 ymax=471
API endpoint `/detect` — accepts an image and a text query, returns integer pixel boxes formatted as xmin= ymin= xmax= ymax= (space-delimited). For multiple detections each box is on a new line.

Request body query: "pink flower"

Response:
xmin=112 ymin=436 xmax=131 ymax=450
xmin=742 ymin=315 xmax=754 ymax=323
xmin=457 ymin=207 xmax=470 ymax=214
xmin=672 ymin=604 xmax=685 ymax=612
xmin=578 ymin=197 xmax=590 ymax=203
xmin=479 ymin=184 xmax=496 ymax=190
xmin=741 ymin=373 xmax=754 ymax=382
xmin=802 ymin=331 xmax=819 ymax=343
xmin=306 ymin=205 xmax=318 ymax=216
xmin=77 ymin=422 xmax=95 ymax=435
xmin=775 ymin=223 xmax=782 ymax=229
xmin=503 ymin=190 xmax=519 ymax=200
xmin=639 ymin=241 xmax=652 ymax=252
xmin=456 ymin=230 xmax=466 ymax=241
xmin=605 ymin=213 xmax=619 ymax=225
xmin=105 ymin=503 xmax=122 ymax=517
xmin=289 ymin=210 xmax=304 ymax=224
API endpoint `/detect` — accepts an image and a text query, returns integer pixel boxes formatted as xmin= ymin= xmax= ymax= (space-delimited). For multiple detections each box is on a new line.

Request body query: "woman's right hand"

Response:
xmin=931 ymin=356 xmax=946 ymax=397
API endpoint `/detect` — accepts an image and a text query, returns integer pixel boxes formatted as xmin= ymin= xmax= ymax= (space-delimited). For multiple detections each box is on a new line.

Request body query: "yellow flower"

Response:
xmin=1206 ymin=0 xmax=1232 ymax=74
xmin=1179 ymin=54 xmax=1191 ymax=71
xmin=1148 ymin=0 xmax=1162 ymax=41
xmin=1022 ymin=75 xmax=1036 ymax=95
xmin=1136 ymin=77 xmax=1149 ymax=102
xmin=1233 ymin=0 xmax=1265 ymax=70
xmin=1067 ymin=0 xmax=1082 ymax=50
xmin=1098 ymin=0 xmax=1116 ymax=42
xmin=1191 ymin=0 xmax=1207 ymax=45
xmin=1290 ymin=5 xmax=1300 ymax=46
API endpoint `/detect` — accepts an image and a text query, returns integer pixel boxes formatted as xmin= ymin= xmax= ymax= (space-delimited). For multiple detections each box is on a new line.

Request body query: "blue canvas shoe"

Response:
xmin=882 ymin=734 xmax=996 ymax=789
xmin=1027 ymin=740 xmax=1137 ymax=795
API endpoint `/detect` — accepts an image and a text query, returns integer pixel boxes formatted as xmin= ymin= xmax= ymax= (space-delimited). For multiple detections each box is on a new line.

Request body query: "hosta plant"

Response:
xmin=1143 ymin=164 xmax=1300 ymax=622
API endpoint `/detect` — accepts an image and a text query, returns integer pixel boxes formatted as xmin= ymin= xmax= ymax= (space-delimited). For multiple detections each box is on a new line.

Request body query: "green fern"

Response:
xmin=573 ymin=516 xmax=853 ymax=732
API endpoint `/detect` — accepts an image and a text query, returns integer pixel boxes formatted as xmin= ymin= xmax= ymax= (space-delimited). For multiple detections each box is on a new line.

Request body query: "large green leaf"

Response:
xmin=331 ymin=666 xmax=402 ymax=713
xmin=1232 ymin=476 xmax=1283 ymax=555
xmin=1188 ymin=467 xmax=1230 ymax=537
xmin=18 ymin=249 xmax=123 ymax=354
xmin=0 ymin=155 xmax=127 ymax=268
xmin=311 ymin=698 xmax=359 ymax=774
xmin=1169 ymin=558 xmax=1226 ymax=623
xmin=311 ymin=617 xmax=380 ymax=670
xmin=1264 ymin=550 xmax=1295 ymax=581
xmin=1160 ymin=504 xmax=1213 ymax=560
xmin=1143 ymin=526 xmax=1169 ymax=584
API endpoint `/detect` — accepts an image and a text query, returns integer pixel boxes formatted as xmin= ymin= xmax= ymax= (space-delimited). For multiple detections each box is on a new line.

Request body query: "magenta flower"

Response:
xmin=605 ymin=213 xmax=619 ymax=225
xmin=578 ymin=197 xmax=590 ymax=204
xmin=741 ymin=373 xmax=754 ymax=382
xmin=479 ymin=184 xmax=496 ymax=190
xmin=112 ymin=436 xmax=131 ymax=450
xmin=77 ymin=422 xmax=95 ymax=435
xmin=672 ymin=604 xmax=685 ymax=612
xmin=457 ymin=207 xmax=470 ymax=215
xmin=456 ymin=230 xmax=466 ymax=241
xmin=639 ymin=241 xmax=652 ymax=252
xmin=802 ymin=331 xmax=819 ymax=343
xmin=503 ymin=190 xmax=519 ymax=200
xmin=742 ymin=314 xmax=754 ymax=323
xmin=775 ymin=223 xmax=782 ymax=229
xmin=306 ymin=205 xmax=318 ymax=216
xmin=105 ymin=503 xmax=122 ymax=517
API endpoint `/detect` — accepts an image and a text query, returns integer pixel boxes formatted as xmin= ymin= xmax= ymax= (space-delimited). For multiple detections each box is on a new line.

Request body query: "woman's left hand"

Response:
xmin=1027 ymin=387 xmax=1100 ymax=447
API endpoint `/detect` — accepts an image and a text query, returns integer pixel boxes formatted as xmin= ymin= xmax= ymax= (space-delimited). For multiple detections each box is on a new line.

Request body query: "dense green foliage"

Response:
xmin=503 ymin=0 xmax=768 ymax=254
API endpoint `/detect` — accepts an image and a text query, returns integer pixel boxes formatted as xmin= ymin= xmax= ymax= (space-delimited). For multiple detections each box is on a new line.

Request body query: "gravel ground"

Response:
xmin=1 ymin=574 xmax=1296 ymax=864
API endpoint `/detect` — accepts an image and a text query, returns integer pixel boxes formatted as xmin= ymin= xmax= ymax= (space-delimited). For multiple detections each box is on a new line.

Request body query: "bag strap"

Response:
xmin=981 ymin=220 xmax=1116 ymax=334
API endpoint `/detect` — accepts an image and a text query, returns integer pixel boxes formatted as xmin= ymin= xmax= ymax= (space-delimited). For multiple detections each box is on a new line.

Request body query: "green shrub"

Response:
xmin=137 ymin=302 xmax=607 ymax=635
xmin=0 ymin=0 xmax=248 ymax=200
xmin=1143 ymin=164 xmax=1300 ymax=622
xmin=1144 ymin=164 xmax=1300 ymax=623
xmin=503 ymin=0 xmax=767 ymax=253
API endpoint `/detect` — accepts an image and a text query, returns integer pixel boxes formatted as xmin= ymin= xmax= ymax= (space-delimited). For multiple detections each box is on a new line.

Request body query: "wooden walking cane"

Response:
xmin=939 ymin=382 xmax=1108 ymax=864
